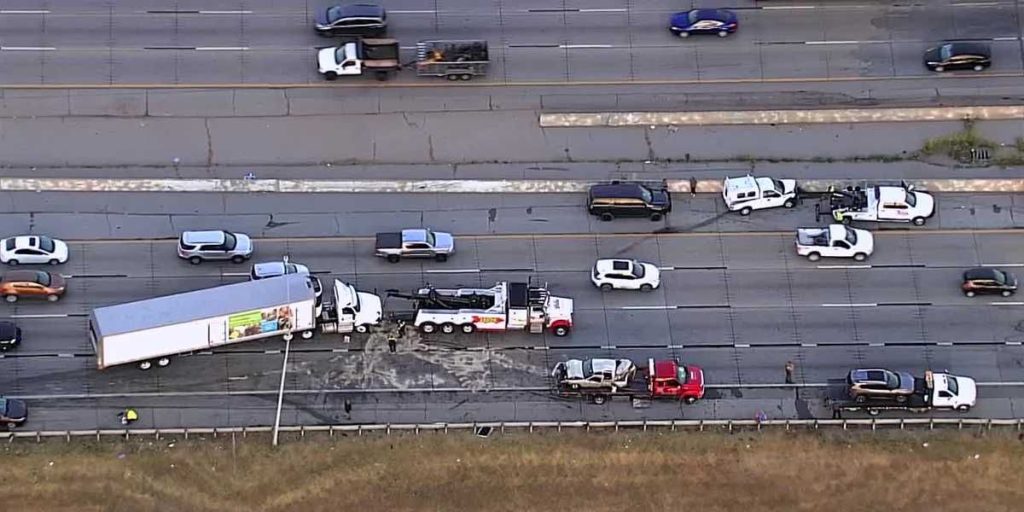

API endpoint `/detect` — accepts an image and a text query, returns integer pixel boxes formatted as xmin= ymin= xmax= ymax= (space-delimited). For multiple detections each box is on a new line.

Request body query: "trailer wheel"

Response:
xmin=441 ymin=323 xmax=456 ymax=334
xmin=301 ymin=330 xmax=315 ymax=339
xmin=355 ymin=324 xmax=369 ymax=334
xmin=283 ymin=332 xmax=294 ymax=342
xmin=375 ymin=70 xmax=389 ymax=81
xmin=139 ymin=360 xmax=152 ymax=371
xmin=552 ymin=325 xmax=570 ymax=337
xmin=386 ymin=254 xmax=400 ymax=263
xmin=684 ymin=396 xmax=697 ymax=404
xmin=420 ymin=322 xmax=437 ymax=334
xmin=895 ymin=395 xmax=907 ymax=404
xmin=592 ymin=395 xmax=607 ymax=405
xmin=459 ymin=74 xmax=471 ymax=81
xmin=157 ymin=357 xmax=171 ymax=368
xmin=461 ymin=323 xmax=475 ymax=334
xmin=956 ymin=404 xmax=971 ymax=412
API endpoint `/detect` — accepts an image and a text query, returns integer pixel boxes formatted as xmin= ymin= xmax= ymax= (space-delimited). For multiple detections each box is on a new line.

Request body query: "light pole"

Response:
xmin=272 ymin=259 xmax=294 ymax=447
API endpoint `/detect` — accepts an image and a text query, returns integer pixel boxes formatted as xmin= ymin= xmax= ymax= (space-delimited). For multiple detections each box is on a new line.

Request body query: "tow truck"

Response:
xmin=553 ymin=358 xmax=705 ymax=405
xmin=829 ymin=370 xmax=977 ymax=417
xmin=387 ymin=281 xmax=573 ymax=336
xmin=817 ymin=181 xmax=935 ymax=226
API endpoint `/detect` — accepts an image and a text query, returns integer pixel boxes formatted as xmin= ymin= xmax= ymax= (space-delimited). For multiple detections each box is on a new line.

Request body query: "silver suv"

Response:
xmin=177 ymin=230 xmax=253 ymax=264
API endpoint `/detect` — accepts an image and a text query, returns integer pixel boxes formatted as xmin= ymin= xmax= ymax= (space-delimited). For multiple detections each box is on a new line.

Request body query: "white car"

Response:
xmin=250 ymin=259 xmax=322 ymax=300
xmin=0 ymin=236 xmax=69 ymax=265
xmin=591 ymin=259 xmax=660 ymax=292
xmin=551 ymin=358 xmax=637 ymax=390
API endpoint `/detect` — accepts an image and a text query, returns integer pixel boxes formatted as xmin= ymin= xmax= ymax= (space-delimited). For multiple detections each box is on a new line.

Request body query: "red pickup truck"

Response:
xmin=553 ymin=358 xmax=705 ymax=405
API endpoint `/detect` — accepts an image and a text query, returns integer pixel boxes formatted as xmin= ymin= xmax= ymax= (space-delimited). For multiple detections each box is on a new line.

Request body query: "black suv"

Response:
xmin=962 ymin=267 xmax=1017 ymax=297
xmin=315 ymin=3 xmax=387 ymax=37
xmin=587 ymin=181 xmax=672 ymax=221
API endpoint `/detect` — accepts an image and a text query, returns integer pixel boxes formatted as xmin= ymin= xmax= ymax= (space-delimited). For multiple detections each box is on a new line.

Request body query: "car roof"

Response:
xmin=589 ymin=182 xmax=648 ymax=198
xmin=877 ymin=186 xmax=909 ymax=203
xmin=850 ymin=368 xmax=892 ymax=383
xmin=333 ymin=3 xmax=385 ymax=17
xmin=403 ymin=229 xmax=428 ymax=243
xmin=964 ymin=267 xmax=999 ymax=281
xmin=653 ymin=359 xmax=678 ymax=379
xmin=693 ymin=8 xmax=734 ymax=20
xmin=182 ymin=230 xmax=226 ymax=245
xmin=3 ymin=270 xmax=46 ymax=283
xmin=595 ymin=258 xmax=635 ymax=273
xmin=944 ymin=41 xmax=991 ymax=56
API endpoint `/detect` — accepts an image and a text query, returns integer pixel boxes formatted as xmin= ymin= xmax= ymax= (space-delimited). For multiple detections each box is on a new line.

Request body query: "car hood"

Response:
xmin=3 ymin=398 xmax=26 ymax=420
xmin=780 ymin=179 xmax=798 ymax=195
xmin=49 ymin=273 xmax=67 ymax=289
xmin=318 ymin=47 xmax=339 ymax=69
xmin=314 ymin=9 xmax=330 ymax=27
xmin=897 ymin=371 xmax=916 ymax=393
xmin=0 ymin=322 xmax=18 ymax=342
xmin=234 ymin=234 xmax=253 ymax=255
xmin=651 ymin=189 xmax=671 ymax=208
xmin=642 ymin=263 xmax=661 ymax=283
xmin=914 ymin=192 xmax=935 ymax=216
xmin=923 ymin=47 xmax=941 ymax=63
xmin=852 ymin=229 xmax=874 ymax=252
xmin=956 ymin=376 xmax=978 ymax=406
xmin=433 ymin=231 xmax=455 ymax=252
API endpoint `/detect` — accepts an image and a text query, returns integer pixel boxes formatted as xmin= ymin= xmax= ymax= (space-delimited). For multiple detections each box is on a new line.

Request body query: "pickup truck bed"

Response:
xmin=375 ymin=232 xmax=402 ymax=249
xmin=796 ymin=229 xmax=828 ymax=246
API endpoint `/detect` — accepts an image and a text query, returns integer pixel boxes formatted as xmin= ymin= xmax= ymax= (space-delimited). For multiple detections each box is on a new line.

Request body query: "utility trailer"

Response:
xmin=553 ymin=358 xmax=705 ymax=406
xmin=387 ymin=281 xmax=573 ymax=336
xmin=90 ymin=275 xmax=383 ymax=370
xmin=829 ymin=370 xmax=977 ymax=418
xmin=415 ymin=40 xmax=489 ymax=80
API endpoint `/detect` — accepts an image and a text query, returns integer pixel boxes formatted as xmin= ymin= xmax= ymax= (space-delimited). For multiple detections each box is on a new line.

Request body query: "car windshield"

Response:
xmin=770 ymin=179 xmax=785 ymax=193
xmin=676 ymin=366 xmax=690 ymax=384
xmin=844 ymin=229 xmax=858 ymax=245
xmin=905 ymin=190 xmax=917 ymax=207
xmin=326 ymin=6 xmax=345 ymax=22
xmin=582 ymin=360 xmax=593 ymax=377
xmin=630 ymin=263 xmax=646 ymax=279
xmin=639 ymin=186 xmax=653 ymax=203
xmin=223 ymin=232 xmax=237 ymax=250
xmin=940 ymin=44 xmax=953 ymax=60
xmin=947 ymin=376 xmax=959 ymax=395
xmin=425 ymin=230 xmax=436 ymax=247
xmin=38 ymin=236 xmax=55 ymax=253
xmin=35 ymin=271 xmax=50 ymax=286
xmin=885 ymin=371 xmax=899 ymax=389
xmin=687 ymin=10 xmax=700 ymax=23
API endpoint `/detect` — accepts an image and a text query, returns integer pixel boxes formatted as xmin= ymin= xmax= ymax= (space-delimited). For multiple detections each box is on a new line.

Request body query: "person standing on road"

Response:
xmin=118 ymin=408 xmax=139 ymax=426
xmin=785 ymin=360 xmax=795 ymax=384
xmin=689 ymin=177 xmax=698 ymax=198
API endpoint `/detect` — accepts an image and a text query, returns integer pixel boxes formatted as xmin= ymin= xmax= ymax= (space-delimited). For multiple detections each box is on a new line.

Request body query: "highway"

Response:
xmin=2 ymin=190 xmax=1024 ymax=429
xmin=1 ymin=0 xmax=1022 ymax=85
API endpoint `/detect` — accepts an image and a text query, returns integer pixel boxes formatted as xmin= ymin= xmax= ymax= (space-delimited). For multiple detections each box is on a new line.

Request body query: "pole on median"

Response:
xmin=272 ymin=275 xmax=294 ymax=447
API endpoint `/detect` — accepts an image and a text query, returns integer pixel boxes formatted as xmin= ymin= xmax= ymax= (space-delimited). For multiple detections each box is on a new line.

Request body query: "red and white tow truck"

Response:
xmin=553 ymin=358 xmax=705 ymax=405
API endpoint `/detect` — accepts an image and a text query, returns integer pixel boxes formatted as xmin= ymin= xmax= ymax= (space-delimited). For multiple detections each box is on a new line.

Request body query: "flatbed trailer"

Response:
xmin=830 ymin=370 xmax=977 ymax=417
xmin=553 ymin=358 xmax=705 ymax=406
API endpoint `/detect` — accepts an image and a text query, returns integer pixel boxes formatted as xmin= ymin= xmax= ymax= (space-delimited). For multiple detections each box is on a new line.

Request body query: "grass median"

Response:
xmin=2 ymin=429 xmax=1023 ymax=512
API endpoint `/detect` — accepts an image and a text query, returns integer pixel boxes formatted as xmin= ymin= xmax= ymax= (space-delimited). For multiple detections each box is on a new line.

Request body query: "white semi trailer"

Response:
xmin=89 ymin=274 xmax=381 ymax=370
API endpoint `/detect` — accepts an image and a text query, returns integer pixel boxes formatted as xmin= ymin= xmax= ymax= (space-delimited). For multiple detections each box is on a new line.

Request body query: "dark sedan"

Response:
xmin=923 ymin=42 xmax=991 ymax=72
xmin=670 ymin=9 xmax=738 ymax=38
xmin=315 ymin=3 xmax=387 ymax=37
xmin=962 ymin=267 xmax=1017 ymax=297
xmin=0 ymin=321 xmax=21 ymax=351
xmin=0 ymin=397 xmax=27 ymax=427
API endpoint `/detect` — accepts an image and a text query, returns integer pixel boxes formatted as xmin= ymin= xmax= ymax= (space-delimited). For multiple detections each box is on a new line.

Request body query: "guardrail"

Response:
xmin=3 ymin=418 xmax=1023 ymax=443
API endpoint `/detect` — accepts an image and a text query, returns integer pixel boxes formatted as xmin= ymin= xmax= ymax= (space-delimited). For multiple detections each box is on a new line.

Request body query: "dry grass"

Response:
xmin=2 ymin=430 xmax=1023 ymax=512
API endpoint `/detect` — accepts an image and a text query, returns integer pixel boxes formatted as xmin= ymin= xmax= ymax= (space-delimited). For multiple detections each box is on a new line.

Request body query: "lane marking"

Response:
xmin=389 ymin=10 xmax=437 ymax=14
xmin=993 ymin=36 xmax=1019 ymax=41
xmin=0 ymin=10 xmax=50 ymax=14
xmin=991 ymin=301 xmax=1024 ymax=306
xmin=817 ymin=265 xmax=872 ymax=269
xmin=199 ymin=10 xmax=253 ymax=15
xmin=559 ymin=44 xmax=614 ymax=49
xmin=0 ymin=46 xmax=55 ymax=51
xmin=580 ymin=8 xmax=628 ymax=12
xmin=761 ymin=5 xmax=817 ymax=9
xmin=424 ymin=268 xmax=481 ymax=274
xmin=10 ymin=314 xmax=68 ymax=319
xmin=981 ymin=263 xmax=1024 ymax=267
xmin=196 ymin=47 xmax=250 ymax=51
xmin=805 ymin=40 xmax=889 ymax=45
xmin=222 ymin=272 xmax=249 ymax=277
xmin=821 ymin=303 xmax=877 ymax=307
xmin=621 ymin=305 xmax=674 ymax=310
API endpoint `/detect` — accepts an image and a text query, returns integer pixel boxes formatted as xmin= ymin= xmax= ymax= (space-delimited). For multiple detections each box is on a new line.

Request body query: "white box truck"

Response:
xmin=90 ymin=273 xmax=320 ymax=370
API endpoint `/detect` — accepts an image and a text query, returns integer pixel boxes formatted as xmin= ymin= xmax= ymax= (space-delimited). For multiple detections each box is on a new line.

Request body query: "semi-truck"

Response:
xmin=387 ymin=281 xmax=573 ymax=336
xmin=89 ymin=274 xmax=382 ymax=370
xmin=553 ymin=358 xmax=705 ymax=405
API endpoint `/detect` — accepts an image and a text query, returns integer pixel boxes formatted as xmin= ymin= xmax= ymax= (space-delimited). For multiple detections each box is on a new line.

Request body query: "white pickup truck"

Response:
xmin=722 ymin=175 xmax=798 ymax=216
xmin=823 ymin=182 xmax=935 ymax=226
xmin=795 ymin=224 xmax=874 ymax=261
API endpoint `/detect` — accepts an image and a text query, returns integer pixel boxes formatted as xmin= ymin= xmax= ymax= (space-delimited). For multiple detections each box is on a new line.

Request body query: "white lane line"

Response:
xmin=760 ymin=5 xmax=817 ymax=9
xmin=223 ymin=272 xmax=249 ymax=277
xmin=805 ymin=40 xmax=888 ymax=45
xmin=0 ymin=46 xmax=55 ymax=51
xmin=196 ymin=47 xmax=249 ymax=51
xmin=991 ymin=302 xmax=1024 ymax=306
xmin=389 ymin=10 xmax=436 ymax=14
xmin=937 ymin=342 xmax=954 ymax=346
xmin=424 ymin=268 xmax=481 ymax=274
xmin=952 ymin=2 xmax=999 ymax=6
xmin=621 ymin=305 xmax=673 ymax=310
xmin=868 ymin=342 xmax=884 ymax=347
xmin=579 ymin=8 xmax=628 ymax=12
xmin=821 ymin=303 xmax=877 ymax=307
xmin=978 ymin=381 xmax=1024 ymax=386
xmin=10 ymin=314 xmax=68 ymax=319
xmin=817 ymin=265 xmax=871 ymax=269
xmin=199 ymin=10 xmax=253 ymax=14
xmin=982 ymin=263 xmax=1024 ymax=267
xmin=993 ymin=36 xmax=1020 ymax=41
xmin=0 ymin=9 xmax=50 ymax=14
xmin=559 ymin=44 xmax=614 ymax=49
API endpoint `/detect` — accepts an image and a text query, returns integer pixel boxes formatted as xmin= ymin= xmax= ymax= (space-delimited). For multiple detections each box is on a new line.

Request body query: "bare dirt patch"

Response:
xmin=2 ymin=430 xmax=1022 ymax=512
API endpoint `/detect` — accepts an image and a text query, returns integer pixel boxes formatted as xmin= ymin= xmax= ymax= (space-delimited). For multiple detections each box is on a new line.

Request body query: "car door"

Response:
xmin=19 ymin=282 xmax=43 ymax=297
xmin=15 ymin=248 xmax=45 ymax=264
xmin=830 ymin=239 xmax=850 ymax=257
xmin=761 ymin=189 xmax=781 ymax=208
xmin=404 ymin=242 xmax=431 ymax=258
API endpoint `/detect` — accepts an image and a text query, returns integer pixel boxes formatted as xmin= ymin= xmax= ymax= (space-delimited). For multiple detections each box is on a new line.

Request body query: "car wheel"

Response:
xmin=965 ymin=290 xmax=976 ymax=297
xmin=854 ymin=395 xmax=866 ymax=403
xmin=387 ymin=254 xmax=400 ymax=263
xmin=956 ymin=404 xmax=971 ymax=412
xmin=840 ymin=217 xmax=851 ymax=225
xmin=301 ymin=330 xmax=315 ymax=339
xmin=1002 ymin=290 xmax=1014 ymax=297
xmin=934 ymin=65 xmax=944 ymax=72
xmin=783 ymin=199 xmax=795 ymax=209
xmin=446 ymin=74 xmax=459 ymax=81
xmin=420 ymin=322 xmax=437 ymax=334
xmin=600 ymin=212 xmax=614 ymax=222
xmin=355 ymin=324 xmax=369 ymax=334
xmin=6 ymin=259 xmax=17 ymax=266
xmin=3 ymin=295 xmax=16 ymax=303
xmin=461 ymin=323 xmax=476 ymax=334
xmin=867 ymin=409 xmax=880 ymax=417
xmin=739 ymin=207 xmax=752 ymax=216
xmin=640 ymin=284 xmax=654 ymax=292
xmin=460 ymin=74 xmax=472 ymax=81
xmin=896 ymin=395 xmax=907 ymax=404
xmin=718 ymin=30 xmax=729 ymax=37
xmin=807 ymin=252 xmax=821 ymax=262
xmin=157 ymin=357 xmax=171 ymax=367
xmin=49 ymin=259 xmax=60 ymax=265
xmin=684 ymin=396 xmax=697 ymax=404
xmin=231 ymin=255 xmax=245 ymax=264
xmin=189 ymin=256 xmax=203 ymax=265
xmin=435 ymin=253 xmax=448 ymax=262
xmin=650 ymin=212 xmax=663 ymax=222
xmin=139 ymin=360 xmax=152 ymax=371
xmin=441 ymin=323 xmax=456 ymax=334
xmin=912 ymin=217 xmax=926 ymax=226
xmin=324 ymin=71 xmax=338 ymax=81
xmin=592 ymin=395 xmax=607 ymax=405
xmin=47 ymin=294 xmax=59 ymax=302
xmin=973 ymin=64 xmax=984 ymax=71
xmin=853 ymin=253 xmax=867 ymax=262
xmin=553 ymin=325 xmax=570 ymax=337
xmin=600 ymin=283 xmax=613 ymax=292
xmin=678 ymin=31 xmax=690 ymax=38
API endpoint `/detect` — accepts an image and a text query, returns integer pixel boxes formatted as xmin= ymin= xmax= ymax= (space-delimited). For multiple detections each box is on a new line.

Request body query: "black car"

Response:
xmin=587 ymin=181 xmax=671 ymax=221
xmin=923 ymin=42 xmax=991 ymax=72
xmin=962 ymin=267 xmax=1017 ymax=297
xmin=0 ymin=321 xmax=20 ymax=351
xmin=669 ymin=9 xmax=738 ymax=38
xmin=315 ymin=3 xmax=387 ymax=37
xmin=0 ymin=396 xmax=27 ymax=427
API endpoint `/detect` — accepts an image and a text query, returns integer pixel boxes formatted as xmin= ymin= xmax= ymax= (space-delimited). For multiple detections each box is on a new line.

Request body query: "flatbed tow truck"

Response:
xmin=829 ymin=370 xmax=977 ymax=418
xmin=553 ymin=358 xmax=705 ymax=406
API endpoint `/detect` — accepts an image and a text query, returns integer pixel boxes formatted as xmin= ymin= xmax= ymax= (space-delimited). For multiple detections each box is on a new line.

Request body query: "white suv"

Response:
xmin=591 ymin=259 xmax=661 ymax=292
xmin=177 ymin=230 xmax=253 ymax=264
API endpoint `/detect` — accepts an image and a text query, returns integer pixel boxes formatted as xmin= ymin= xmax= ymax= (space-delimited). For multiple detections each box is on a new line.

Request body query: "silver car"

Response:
xmin=177 ymin=230 xmax=253 ymax=264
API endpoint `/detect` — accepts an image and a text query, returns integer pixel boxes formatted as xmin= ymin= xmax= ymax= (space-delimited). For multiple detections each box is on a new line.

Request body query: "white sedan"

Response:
xmin=0 ymin=236 xmax=69 ymax=265
xmin=591 ymin=259 xmax=660 ymax=291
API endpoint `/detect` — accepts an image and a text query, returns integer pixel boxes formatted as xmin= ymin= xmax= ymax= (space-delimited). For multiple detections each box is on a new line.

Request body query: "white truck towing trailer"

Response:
xmin=388 ymin=281 xmax=574 ymax=336
xmin=820 ymin=182 xmax=935 ymax=226
xmin=90 ymin=274 xmax=383 ymax=370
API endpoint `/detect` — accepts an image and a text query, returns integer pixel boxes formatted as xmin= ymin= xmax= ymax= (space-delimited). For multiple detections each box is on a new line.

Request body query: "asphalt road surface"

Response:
xmin=2 ymin=0 xmax=1023 ymax=85
xmin=2 ymin=190 xmax=1023 ymax=430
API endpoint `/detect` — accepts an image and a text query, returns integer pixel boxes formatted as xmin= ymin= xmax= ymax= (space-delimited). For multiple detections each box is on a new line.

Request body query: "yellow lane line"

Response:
xmin=66 ymin=228 xmax=1024 ymax=245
